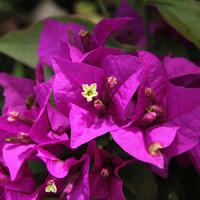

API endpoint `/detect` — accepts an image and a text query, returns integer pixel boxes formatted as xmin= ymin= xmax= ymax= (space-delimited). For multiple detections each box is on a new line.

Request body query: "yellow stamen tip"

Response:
xmin=45 ymin=180 xmax=57 ymax=193
xmin=149 ymin=142 xmax=162 ymax=156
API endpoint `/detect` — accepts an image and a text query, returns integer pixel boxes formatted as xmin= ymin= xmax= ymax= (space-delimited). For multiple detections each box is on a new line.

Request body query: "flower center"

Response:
xmin=45 ymin=179 xmax=57 ymax=193
xmin=87 ymin=91 xmax=92 ymax=96
xmin=82 ymin=76 xmax=117 ymax=114
xmin=82 ymin=83 xmax=98 ymax=102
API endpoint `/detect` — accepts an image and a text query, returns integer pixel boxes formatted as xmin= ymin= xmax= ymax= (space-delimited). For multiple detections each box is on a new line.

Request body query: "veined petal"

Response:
xmin=164 ymin=56 xmax=200 ymax=79
xmin=0 ymin=73 xmax=35 ymax=114
xmin=38 ymin=19 xmax=86 ymax=66
xmin=92 ymin=17 xmax=132 ymax=47
xmin=146 ymin=125 xmax=179 ymax=149
xmin=111 ymin=128 xmax=164 ymax=168
xmin=110 ymin=71 xmax=140 ymax=120
xmin=3 ymin=144 xmax=35 ymax=181
xmin=69 ymin=104 xmax=117 ymax=149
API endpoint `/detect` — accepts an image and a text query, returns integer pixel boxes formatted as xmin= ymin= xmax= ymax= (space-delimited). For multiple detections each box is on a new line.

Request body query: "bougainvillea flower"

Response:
xmin=38 ymin=17 xmax=131 ymax=63
xmin=52 ymin=54 xmax=141 ymax=147
xmin=0 ymin=74 xmax=68 ymax=181
xmin=0 ymin=161 xmax=37 ymax=200
xmin=164 ymin=56 xmax=200 ymax=174
xmin=111 ymin=50 xmax=200 ymax=168
xmin=37 ymin=148 xmax=90 ymax=199
xmin=0 ymin=103 xmax=69 ymax=181
xmin=37 ymin=17 xmax=131 ymax=82
xmin=87 ymin=142 xmax=129 ymax=199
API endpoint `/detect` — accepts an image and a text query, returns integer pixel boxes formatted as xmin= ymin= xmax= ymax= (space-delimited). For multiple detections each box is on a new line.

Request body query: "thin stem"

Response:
xmin=97 ymin=0 xmax=110 ymax=17
xmin=142 ymin=0 xmax=150 ymax=49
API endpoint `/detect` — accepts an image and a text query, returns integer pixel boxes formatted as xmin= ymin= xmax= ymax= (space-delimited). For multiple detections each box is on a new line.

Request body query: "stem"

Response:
xmin=142 ymin=0 xmax=150 ymax=49
xmin=97 ymin=0 xmax=110 ymax=17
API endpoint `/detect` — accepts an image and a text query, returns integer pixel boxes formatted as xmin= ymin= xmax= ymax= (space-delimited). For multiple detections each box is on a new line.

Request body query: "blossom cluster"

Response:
xmin=0 ymin=2 xmax=200 ymax=200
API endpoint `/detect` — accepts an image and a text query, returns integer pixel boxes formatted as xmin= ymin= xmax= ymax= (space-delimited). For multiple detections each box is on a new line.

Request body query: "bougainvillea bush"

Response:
xmin=0 ymin=0 xmax=200 ymax=199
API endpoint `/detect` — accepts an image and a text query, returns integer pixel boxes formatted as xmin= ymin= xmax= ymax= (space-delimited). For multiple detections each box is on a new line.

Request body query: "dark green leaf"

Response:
xmin=149 ymin=0 xmax=200 ymax=49
xmin=156 ymin=174 xmax=185 ymax=200
xmin=120 ymin=162 xmax=157 ymax=200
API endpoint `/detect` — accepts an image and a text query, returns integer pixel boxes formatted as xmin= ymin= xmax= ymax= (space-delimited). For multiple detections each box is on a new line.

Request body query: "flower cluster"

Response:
xmin=0 ymin=4 xmax=200 ymax=200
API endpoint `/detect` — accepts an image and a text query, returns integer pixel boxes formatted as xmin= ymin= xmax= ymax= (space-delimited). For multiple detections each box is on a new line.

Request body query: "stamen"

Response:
xmin=79 ymin=29 xmax=91 ymax=52
xmin=82 ymin=83 xmax=98 ymax=102
xmin=67 ymin=29 xmax=77 ymax=46
xmin=45 ymin=180 xmax=57 ymax=193
xmin=144 ymin=87 xmax=152 ymax=96
xmin=79 ymin=29 xmax=88 ymax=37
xmin=7 ymin=111 xmax=35 ymax=125
xmin=140 ymin=111 xmax=157 ymax=128
xmin=100 ymin=167 xmax=110 ymax=178
xmin=5 ymin=136 xmax=16 ymax=143
xmin=141 ymin=105 xmax=165 ymax=128
xmin=7 ymin=111 xmax=19 ymax=122
xmin=64 ymin=183 xmax=73 ymax=194
xmin=61 ymin=169 xmax=81 ymax=198
xmin=149 ymin=142 xmax=162 ymax=156
xmin=148 ymin=105 xmax=164 ymax=116
xmin=93 ymin=99 xmax=105 ymax=110
xmin=17 ymin=132 xmax=32 ymax=143
xmin=5 ymin=132 xmax=32 ymax=144
xmin=144 ymin=87 xmax=157 ymax=104
xmin=107 ymin=76 xmax=117 ymax=88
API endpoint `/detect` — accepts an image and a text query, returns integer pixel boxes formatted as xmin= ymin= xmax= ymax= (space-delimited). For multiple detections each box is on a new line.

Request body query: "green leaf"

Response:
xmin=0 ymin=22 xmax=42 ymax=68
xmin=149 ymin=0 xmax=200 ymax=49
xmin=156 ymin=174 xmax=185 ymax=200
xmin=0 ymin=15 xmax=95 ymax=68
xmin=120 ymin=163 xmax=157 ymax=200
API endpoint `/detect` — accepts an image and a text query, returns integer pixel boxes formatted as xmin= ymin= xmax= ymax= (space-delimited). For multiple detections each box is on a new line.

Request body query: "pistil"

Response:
xmin=79 ymin=29 xmax=91 ymax=52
